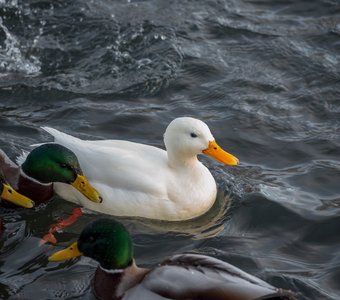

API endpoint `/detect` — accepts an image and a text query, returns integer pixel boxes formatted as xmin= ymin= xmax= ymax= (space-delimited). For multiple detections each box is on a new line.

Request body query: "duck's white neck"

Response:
xmin=167 ymin=150 xmax=202 ymax=169
xmin=99 ymin=265 xmax=124 ymax=274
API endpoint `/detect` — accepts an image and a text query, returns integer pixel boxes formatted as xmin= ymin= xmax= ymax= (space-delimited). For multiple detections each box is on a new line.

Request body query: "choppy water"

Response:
xmin=0 ymin=0 xmax=339 ymax=299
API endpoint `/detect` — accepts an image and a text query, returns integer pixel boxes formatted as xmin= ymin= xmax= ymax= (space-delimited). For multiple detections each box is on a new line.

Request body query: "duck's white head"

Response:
xmin=164 ymin=117 xmax=239 ymax=165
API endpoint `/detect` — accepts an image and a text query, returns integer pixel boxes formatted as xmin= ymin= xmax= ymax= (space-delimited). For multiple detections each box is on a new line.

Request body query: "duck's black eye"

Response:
xmin=190 ymin=133 xmax=198 ymax=138
xmin=60 ymin=163 xmax=68 ymax=168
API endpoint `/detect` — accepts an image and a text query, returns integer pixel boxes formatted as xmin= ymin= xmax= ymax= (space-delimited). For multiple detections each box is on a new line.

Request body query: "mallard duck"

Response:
xmin=42 ymin=117 xmax=239 ymax=221
xmin=0 ymin=144 xmax=102 ymax=206
xmin=49 ymin=218 xmax=296 ymax=300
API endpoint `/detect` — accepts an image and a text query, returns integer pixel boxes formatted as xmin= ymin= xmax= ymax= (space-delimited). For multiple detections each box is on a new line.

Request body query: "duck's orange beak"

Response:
xmin=202 ymin=140 xmax=239 ymax=165
xmin=48 ymin=241 xmax=82 ymax=262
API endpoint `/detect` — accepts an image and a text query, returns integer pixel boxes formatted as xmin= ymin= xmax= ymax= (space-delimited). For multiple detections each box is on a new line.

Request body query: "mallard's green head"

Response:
xmin=0 ymin=171 xmax=34 ymax=208
xmin=49 ymin=218 xmax=133 ymax=270
xmin=21 ymin=143 xmax=102 ymax=203
xmin=22 ymin=143 xmax=81 ymax=184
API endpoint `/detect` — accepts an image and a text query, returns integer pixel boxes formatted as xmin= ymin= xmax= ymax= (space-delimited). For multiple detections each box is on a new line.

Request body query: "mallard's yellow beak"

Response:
xmin=48 ymin=241 xmax=82 ymax=262
xmin=1 ymin=183 xmax=35 ymax=208
xmin=202 ymin=140 xmax=239 ymax=165
xmin=71 ymin=174 xmax=102 ymax=203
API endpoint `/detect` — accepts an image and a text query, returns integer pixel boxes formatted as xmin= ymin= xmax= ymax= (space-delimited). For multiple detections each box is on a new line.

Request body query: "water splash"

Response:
xmin=0 ymin=0 xmax=18 ymax=8
xmin=0 ymin=17 xmax=40 ymax=75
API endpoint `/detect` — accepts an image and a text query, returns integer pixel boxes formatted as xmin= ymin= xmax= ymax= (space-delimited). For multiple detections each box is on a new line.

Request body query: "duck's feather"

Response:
xmin=0 ymin=149 xmax=21 ymax=189
xmin=136 ymin=254 xmax=295 ymax=300
xmin=15 ymin=150 xmax=29 ymax=166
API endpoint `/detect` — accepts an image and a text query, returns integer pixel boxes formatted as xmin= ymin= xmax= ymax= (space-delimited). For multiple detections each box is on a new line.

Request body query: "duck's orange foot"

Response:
xmin=40 ymin=232 xmax=57 ymax=245
xmin=40 ymin=207 xmax=83 ymax=245
xmin=54 ymin=207 xmax=83 ymax=228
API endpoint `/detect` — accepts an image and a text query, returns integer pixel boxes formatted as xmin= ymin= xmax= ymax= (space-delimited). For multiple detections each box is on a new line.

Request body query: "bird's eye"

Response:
xmin=60 ymin=163 xmax=68 ymax=168
xmin=190 ymin=133 xmax=198 ymax=138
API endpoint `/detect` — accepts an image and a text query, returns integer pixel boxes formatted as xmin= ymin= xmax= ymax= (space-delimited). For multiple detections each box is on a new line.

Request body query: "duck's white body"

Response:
xmin=42 ymin=117 xmax=238 ymax=221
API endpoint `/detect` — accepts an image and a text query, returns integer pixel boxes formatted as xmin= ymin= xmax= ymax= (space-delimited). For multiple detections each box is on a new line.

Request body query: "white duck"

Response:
xmin=42 ymin=117 xmax=239 ymax=221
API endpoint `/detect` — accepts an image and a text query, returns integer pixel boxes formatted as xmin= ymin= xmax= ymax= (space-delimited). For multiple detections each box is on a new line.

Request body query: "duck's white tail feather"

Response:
xmin=16 ymin=150 xmax=29 ymax=166
xmin=30 ymin=143 xmax=45 ymax=147
xmin=42 ymin=126 xmax=69 ymax=141
xmin=41 ymin=126 xmax=82 ymax=145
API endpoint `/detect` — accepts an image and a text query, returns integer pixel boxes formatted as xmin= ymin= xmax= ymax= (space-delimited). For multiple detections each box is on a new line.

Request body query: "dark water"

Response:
xmin=0 ymin=0 xmax=339 ymax=299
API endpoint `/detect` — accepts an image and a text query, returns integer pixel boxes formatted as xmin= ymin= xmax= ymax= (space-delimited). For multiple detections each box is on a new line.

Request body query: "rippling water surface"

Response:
xmin=0 ymin=0 xmax=339 ymax=299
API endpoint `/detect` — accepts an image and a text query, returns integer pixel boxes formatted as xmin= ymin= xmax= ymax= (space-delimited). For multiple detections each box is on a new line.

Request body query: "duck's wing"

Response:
xmin=0 ymin=149 xmax=20 ymax=189
xmin=124 ymin=254 xmax=296 ymax=300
